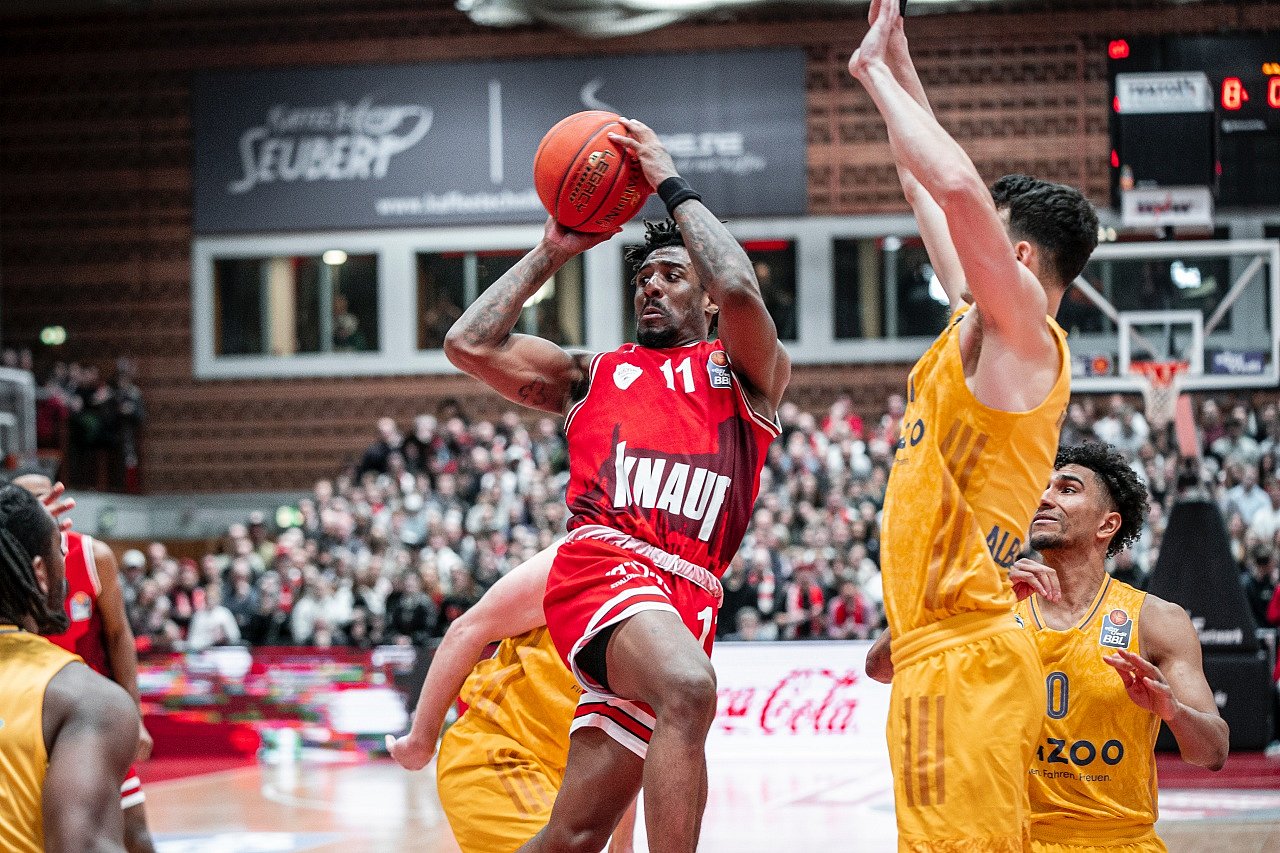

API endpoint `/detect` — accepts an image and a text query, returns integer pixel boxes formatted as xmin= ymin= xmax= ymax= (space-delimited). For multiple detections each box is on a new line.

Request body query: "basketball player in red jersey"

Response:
xmin=444 ymin=120 xmax=789 ymax=853
xmin=13 ymin=471 xmax=157 ymax=853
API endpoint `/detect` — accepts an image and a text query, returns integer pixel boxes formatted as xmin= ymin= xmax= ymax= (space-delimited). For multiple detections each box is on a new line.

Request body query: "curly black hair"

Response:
xmin=622 ymin=218 xmax=685 ymax=282
xmin=1055 ymin=442 xmax=1149 ymax=557
xmin=990 ymin=174 xmax=1099 ymax=288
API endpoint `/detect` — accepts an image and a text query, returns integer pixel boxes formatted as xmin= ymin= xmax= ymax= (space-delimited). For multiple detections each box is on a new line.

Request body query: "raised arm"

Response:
xmin=92 ymin=539 xmax=152 ymax=763
xmin=1105 ymin=596 xmax=1229 ymax=771
xmin=42 ymin=663 xmax=139 ymax=853
xmin=884 ymin=13 xmax=968 ymax=311
xmin=850 ymin=0 xmax=1048 ymax=349
xmin=610 ymin=120 xmax=790 ymax=412
xmin=386 ymin=541 xmax=559 ymax=771
xmin=444 ymin=219 xmax=614 ymax=414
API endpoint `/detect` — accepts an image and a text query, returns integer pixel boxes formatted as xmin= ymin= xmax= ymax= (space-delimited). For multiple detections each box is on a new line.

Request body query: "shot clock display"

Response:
xmin=1109 ymin=34 xmax=1280 ymax=208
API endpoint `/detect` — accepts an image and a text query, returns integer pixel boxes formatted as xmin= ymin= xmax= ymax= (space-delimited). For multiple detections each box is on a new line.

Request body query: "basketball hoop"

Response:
xmin=1131 ymin=360 xmax=1189 ymax=430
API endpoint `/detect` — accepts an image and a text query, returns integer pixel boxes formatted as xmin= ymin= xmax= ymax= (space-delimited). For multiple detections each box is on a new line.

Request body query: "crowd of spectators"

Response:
xmin=112 ymin=390 xmax=1280 ymax=652
xmin=7 ymin=348 xmax=146 ymax=493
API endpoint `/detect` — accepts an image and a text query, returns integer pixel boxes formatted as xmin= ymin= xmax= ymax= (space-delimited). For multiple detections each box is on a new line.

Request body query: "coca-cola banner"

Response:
xmin=191 ymin=50 xmax=806 ymax=233
xmin=708 ymin=641 xmax=891 ymax=760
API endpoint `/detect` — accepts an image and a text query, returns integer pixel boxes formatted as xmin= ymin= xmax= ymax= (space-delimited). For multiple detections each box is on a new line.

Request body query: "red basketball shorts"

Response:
xmin=543 ymin=525 xmax=722 ymax=758
xmin=121 ymin=765 xmax=145 ymax=809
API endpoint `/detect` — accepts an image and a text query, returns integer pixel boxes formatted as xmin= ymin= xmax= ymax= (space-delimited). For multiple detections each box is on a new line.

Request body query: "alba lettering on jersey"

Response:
xmin=612 ymin=441 xmax=733 ymax=542
xmin=986 ymin=525 xmax=1022 ymax=568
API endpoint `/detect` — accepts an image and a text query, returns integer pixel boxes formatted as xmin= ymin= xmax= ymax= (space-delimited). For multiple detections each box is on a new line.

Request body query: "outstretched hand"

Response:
xmin=608 ymin=118 xmax=677 ymax=191
xmin=41 ymin=482 xmax=75 ymax=533
xmin=1010 ymin=557 xmax=1061 ymax=602
xmin=849 ymin=0 xmax=903 ymax=79
xmin=1103 ymin=649 xmax=1180 ymax=721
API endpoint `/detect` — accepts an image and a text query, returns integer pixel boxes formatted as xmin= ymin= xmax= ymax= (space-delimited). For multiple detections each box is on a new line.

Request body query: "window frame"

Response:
xmin=198 ymin=210 xmax=1222 ymax=381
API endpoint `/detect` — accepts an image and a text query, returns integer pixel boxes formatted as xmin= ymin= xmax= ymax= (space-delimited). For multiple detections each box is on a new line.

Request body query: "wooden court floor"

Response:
xmin=143 ymin=753 xmax=1280 ymax=853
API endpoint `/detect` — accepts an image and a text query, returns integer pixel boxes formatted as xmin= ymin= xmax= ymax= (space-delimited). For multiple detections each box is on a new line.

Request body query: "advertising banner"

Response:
xmin=192 ymin=50 xmax=807 ymax=233
xmin=708 ymin=640 xmax=891 ymax=761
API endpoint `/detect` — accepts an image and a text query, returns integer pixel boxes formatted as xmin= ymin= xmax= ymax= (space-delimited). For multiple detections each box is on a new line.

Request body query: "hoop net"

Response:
xmin=1131 ymin=360 xmax=1189 ymax=430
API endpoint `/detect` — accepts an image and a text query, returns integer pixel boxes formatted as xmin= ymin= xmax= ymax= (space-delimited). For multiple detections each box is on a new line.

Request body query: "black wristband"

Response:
xmin=657 ymin=176 xmax=702 ymax=216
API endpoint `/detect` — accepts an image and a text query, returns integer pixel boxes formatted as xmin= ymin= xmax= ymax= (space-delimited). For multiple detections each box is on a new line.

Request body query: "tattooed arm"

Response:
xmin=443 ymin=217 xmax=614 ymax=413
xmin=610 ymin=119 xmax=791 ymax=415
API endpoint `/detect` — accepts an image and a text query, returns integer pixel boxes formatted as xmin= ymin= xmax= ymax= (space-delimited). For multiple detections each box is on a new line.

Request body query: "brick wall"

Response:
xmin=3 ymin=0 xmax=1275 ymax=490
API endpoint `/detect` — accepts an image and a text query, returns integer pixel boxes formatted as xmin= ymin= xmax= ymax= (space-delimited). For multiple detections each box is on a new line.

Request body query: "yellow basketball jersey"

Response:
xmin=882 ymin=307 xmax=1071 ymax=636
xmin=1016 ymin=579 xmax=1162 ymax=846
xmin=452 ymin=626 xmax=579 ymax=774
xmin=0 ymin=627 xmax=81 ymax=853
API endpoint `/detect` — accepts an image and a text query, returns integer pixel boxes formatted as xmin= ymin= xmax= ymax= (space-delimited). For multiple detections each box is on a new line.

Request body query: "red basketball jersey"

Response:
xmin=564 ymin=340 xmax=779 ymax=577
xmin=45 ymin=531 xmax=112 ymax=676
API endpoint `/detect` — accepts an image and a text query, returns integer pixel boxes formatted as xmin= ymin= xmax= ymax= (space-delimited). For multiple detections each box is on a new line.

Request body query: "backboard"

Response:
xmin=1064 ymin=239 xmax=1280 ymax=392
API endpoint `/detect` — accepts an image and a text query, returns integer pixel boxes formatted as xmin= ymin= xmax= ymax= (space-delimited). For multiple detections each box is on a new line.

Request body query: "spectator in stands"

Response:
xmin=1200 ymin=399 xmax=1227 ymax=452
xmin=357 ymin=417 xmax=403 ymax=478
xmin=724 ymin=607 xmax=774 ymax=642
xmin=1242 ymin=545 xmax=1278 ymax=628
xmin=186 ymin=584 xmax=241 ymax=650
xmin=1250 ymin=477 xmax=1280 ymax=543
xmin=1223 ymin=463 xmax=1270 ymax=526
xmin=1058 ymin=401 xmax=1095 ymax=448
xmin=111 ymin=358 xmax=145 ymax=489
xmin=386 ymin=572 xmax=437 ymax=646
xmin=1212 ymin=416 xmax=1261 ymax=468
xmin=223 ymin=559 xmax=259 ymax=634
xmin=243 ymin=582 xmax=291 ymax=646
xmin=718 ymin=557 xmax=760 ymax=640
xmin=826 ymin=579 xmax=873 ymax=640
xmin=779 ymin=562 xmax=825 ymax=640
xmin=1092 ymin=395 xmax=1149 ymax=457
xmin=437 ymin=564 xmax=481 ymax=635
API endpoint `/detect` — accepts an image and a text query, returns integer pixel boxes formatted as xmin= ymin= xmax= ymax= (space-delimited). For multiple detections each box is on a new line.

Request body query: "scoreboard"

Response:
xmin=1109 ymin=34 xmax=1280 ymax=208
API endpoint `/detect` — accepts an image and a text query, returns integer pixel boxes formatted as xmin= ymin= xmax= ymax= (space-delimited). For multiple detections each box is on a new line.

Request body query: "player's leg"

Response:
xmin=519 ymin=727 xmax=643 ymax=853
xmin=603 ymin=609 xmax=718 ymax=853
xmin=891 ymin=624 xmax=1042 ymax=851
xmin=438 ymin=724 xmax=561 ymax=853
xmin=120 ymin=768 xmax=157 ymax=853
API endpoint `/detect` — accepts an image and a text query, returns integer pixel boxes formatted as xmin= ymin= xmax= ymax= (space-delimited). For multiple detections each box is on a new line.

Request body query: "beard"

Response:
xmin=1029 ymin=530 xmax=1067 ymax=553
xmin=637 ymin=324 xmax=682 ymax=348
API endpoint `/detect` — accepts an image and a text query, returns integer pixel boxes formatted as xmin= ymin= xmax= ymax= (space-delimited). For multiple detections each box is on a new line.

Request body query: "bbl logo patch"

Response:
xmin=68 ymin=590 xmax=93 ymax=623
xmin=1099 ymin=608 xmax=1133 ymax=649
xmin=707 ymin=350 xmax=731 ymax=389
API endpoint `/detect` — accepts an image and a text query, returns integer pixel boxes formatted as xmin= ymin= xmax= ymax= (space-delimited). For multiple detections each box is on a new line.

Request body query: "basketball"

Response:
xmin=533 ymin=111 xmax=651 ymax=233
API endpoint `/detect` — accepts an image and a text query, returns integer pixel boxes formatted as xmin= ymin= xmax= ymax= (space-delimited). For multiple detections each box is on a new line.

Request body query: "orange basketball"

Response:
xmin=534 ymin=111 xmax=652 ymax=233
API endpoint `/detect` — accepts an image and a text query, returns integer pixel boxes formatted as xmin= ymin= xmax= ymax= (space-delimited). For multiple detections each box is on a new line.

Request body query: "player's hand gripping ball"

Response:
xmin=534 ymin=111 xmax=652 ymax=233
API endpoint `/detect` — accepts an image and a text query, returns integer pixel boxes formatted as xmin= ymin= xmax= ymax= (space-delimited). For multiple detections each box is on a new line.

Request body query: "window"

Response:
xmin=417 ymin=251 xmax=585 ymax=349
xmin=833 ymin=237 xmax=948 ymax=340
xmin=213 ymin=253 xmax=378 ymax=356
xmin=619 ymin=239 xmax=797 ymax=342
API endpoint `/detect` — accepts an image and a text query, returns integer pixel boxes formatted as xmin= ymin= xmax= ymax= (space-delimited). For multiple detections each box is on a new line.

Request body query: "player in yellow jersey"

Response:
xmin=386 ymin=542 xmax=635 ymax=853
xmin=849 ymin=0 xmax=1099 ymax=848
xmin=0 ymin=483 xmax=139 ymax=853
xmin=868 ymin=443 xmax=1230 ymax=851
xmin=1020 ymin=443 xmax=1227 ymax=850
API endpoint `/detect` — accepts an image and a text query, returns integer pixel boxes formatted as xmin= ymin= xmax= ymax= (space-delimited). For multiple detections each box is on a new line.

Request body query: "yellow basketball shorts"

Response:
xmin=888 ymin=611 xmax=1044 ymax=852
xmin=436 ymin=720 xmax=564 ymax=853
xmin=1031 ymin=839 xmax=1166 ymax=853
